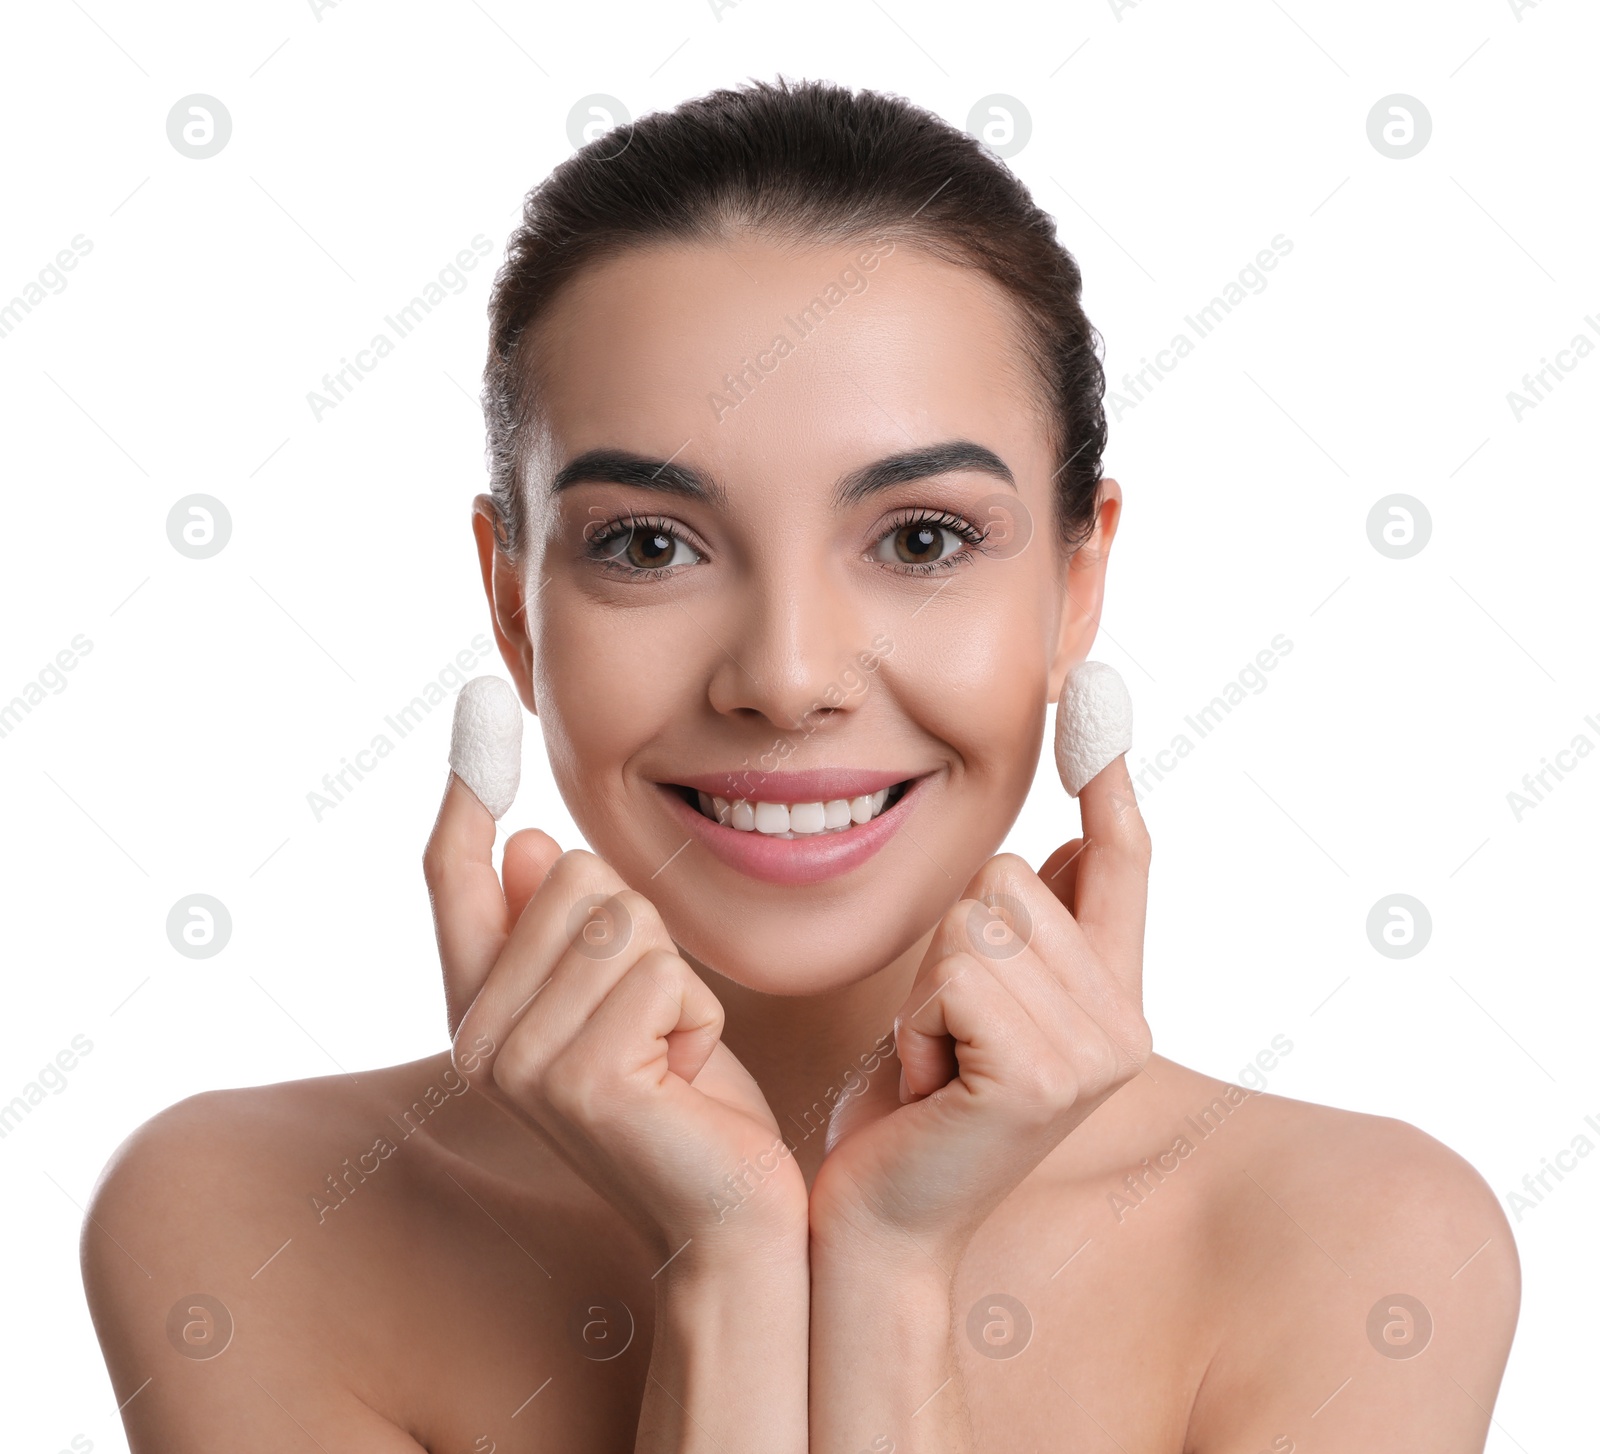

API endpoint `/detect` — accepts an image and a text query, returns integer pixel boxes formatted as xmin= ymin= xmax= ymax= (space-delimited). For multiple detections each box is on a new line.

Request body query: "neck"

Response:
xmin=693 ymin=930 xmax=932 ymax=1189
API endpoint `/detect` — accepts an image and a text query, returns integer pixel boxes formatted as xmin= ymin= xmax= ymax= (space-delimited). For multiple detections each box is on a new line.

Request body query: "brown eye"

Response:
xmin=871 ymin=516 xmax=973 ymax=568
xmin=626 ymin=527 xmax=677 ymax=568
xmin=894 ymin=524 xmax=945 ymax=564
xmin=589 ymin=518 xmax=701 ymax=573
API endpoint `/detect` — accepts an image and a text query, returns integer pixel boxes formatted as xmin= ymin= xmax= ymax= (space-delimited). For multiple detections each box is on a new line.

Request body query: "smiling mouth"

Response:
xmin=668 ymin=781 xmax=913 ymax=839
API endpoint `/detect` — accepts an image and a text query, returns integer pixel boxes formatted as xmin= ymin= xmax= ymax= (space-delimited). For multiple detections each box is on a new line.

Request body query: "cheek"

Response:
xmin=531 ymin=596 xmax=697 ymax=787
xmin=881 ymin=581 xmax=1053 ymax=791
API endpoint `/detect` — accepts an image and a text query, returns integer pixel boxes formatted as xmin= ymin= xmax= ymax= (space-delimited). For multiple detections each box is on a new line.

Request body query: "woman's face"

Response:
xmin=482 ymin=235 xmax=1117 ymax=994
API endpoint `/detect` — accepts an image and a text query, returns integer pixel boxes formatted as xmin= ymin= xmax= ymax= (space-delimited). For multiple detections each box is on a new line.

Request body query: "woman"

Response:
xmin=82 ymin=76 xmax=1518 ymax=1452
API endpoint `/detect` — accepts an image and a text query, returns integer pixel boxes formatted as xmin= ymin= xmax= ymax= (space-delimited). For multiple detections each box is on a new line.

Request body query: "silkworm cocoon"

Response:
xmin=1054 ymin=660 xmax=1132 ymax=798
xmin=448 ymin=676 xmax=523 ymax=819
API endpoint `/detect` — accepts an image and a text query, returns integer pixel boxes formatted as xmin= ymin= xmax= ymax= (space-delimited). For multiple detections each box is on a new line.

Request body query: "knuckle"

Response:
xmin=1014 ymin=1059 xmax=1078 ymax=1123
xmin=1128 ymin=821 xmax=1154 ymax=865
xmin=1123 ymin=1011 xmax=1155 ymax=1070
xmin=612 ymin=889 xmax=671 ymax=947
xmin=420 ymin=839 xmax=449 ymax=887
xmin=542 ymin=1053 xmax=599 ymax=1125
xmin=489 ymin=1035 xmax=543 ymax=1103
xmin=936 ymin=897 xmax=984 ymax=952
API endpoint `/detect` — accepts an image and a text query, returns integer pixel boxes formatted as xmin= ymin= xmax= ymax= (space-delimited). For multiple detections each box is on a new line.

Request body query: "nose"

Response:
xmin=705 ymin=571 xmax=872 ymax=733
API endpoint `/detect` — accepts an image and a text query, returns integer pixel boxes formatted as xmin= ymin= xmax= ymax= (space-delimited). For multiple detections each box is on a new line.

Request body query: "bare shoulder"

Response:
xmin=1163 ymin=1059 xmax=1520 ymax=1451
xmin=80 ymin=1059 xmax=463 ymax=1453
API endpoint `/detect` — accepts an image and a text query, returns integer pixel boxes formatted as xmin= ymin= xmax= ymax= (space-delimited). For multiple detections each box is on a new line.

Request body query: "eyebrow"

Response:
xmin=548 ymin=439 xmax=1016 ymax=508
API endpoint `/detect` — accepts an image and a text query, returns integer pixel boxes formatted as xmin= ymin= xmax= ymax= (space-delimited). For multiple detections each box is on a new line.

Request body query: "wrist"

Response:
xmin=655 ymin=1230 xmax=809 ymax=1303
xmin=810 ymin=1212 xmax=971 ymax=1291
xmin=810 ymin=1230 xmax=958 ymax=1317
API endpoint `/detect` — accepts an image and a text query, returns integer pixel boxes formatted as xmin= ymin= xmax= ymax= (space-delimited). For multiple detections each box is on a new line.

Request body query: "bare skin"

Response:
xmin=82 ymin=237 xmax=1519 ymax=1452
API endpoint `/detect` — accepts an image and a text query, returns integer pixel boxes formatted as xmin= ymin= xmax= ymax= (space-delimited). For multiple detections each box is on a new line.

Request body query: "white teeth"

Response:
xmin=753 ymin=801 xmax=790 ymax=835
xmin=693 ymin=785 xmax=905 ymax=835
xmin=789 ymin=802 xmax=826 ymax=834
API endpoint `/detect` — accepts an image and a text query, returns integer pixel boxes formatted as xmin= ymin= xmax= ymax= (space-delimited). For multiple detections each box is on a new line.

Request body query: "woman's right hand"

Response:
xmin=422 ymin=769 xmax=809 ymax=1273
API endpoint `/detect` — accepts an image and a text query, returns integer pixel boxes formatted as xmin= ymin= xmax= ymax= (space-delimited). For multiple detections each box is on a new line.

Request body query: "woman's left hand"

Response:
xmin=808 ymin=751 xmax=1154 ymax=1270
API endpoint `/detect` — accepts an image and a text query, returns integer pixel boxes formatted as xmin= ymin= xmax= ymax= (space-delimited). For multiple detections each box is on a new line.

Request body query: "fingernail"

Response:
xmin=898 ymin=1066 xmax=911 ymax=1103
xmin=449 ymin=676 xmax=523 ymax=819
xmin=1054 ymin=660 xmax=1133 ymax=798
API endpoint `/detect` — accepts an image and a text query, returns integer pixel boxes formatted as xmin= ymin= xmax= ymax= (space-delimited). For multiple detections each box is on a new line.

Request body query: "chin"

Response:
xmin=664 ymin=888 xmax=940 ymax=997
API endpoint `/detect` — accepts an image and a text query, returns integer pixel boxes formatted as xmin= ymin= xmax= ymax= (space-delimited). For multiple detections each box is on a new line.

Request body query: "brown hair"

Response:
xmin=482 ymin=75 xmax=1106 ymax=556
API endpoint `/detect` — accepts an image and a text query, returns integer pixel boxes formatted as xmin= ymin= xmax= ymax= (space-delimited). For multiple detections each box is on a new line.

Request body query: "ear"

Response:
xmin=1046 ymin=477 xmax=1122 ymax=704
xmin=471 ymin=494 xmax=539 ymax=716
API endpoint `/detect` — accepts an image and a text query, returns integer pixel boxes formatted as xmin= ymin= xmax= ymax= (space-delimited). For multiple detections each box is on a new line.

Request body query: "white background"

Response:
xmin=1 ymin=1 xmax=1594 ymax=1448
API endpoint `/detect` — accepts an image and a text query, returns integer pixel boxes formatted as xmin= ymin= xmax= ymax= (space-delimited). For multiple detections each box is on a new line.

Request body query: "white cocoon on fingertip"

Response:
xmin=448 ymin=675 xmax=523 ymax=819
xmin=1054 ymin=660 xmax=1132 ymax=798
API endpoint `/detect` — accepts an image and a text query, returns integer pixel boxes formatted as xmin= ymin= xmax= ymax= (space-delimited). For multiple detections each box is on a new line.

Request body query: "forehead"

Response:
xmin=525 ymin=237 xmax=1050 ymax=500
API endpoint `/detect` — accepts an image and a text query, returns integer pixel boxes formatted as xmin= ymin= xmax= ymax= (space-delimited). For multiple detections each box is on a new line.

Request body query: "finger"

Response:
xmin=1072 ymin=752 xmax=1151 ymax=995
xmin=897 ymin=952 xmax=1042 ymax=1104
xmin=504 ymin=828 xmax=562 ymax=924
xmin=495 ymin=890 xmax=676 ymax=1074
xmin=424 ymin=770 xmax=511 ymax=1039
xmin=936 ymin=874 xmax=1113 ymax=1067
xmin=1038 ymin=836 xmax=1087 ymax=916
xmin=570 ymin=947 xmax=726 ymax=1093
xmin=426 ymin=677 xmax=526 ymax=1037
xmin=459 ymin=850 xmax=633 ymax=1061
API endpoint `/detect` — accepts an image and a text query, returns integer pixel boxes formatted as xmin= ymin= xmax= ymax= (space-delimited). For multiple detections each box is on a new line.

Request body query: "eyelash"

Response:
xmin=875 ymin=508 xmax=991 ymax=575
xmin=578 ymin=508 xmax=993 ymax=579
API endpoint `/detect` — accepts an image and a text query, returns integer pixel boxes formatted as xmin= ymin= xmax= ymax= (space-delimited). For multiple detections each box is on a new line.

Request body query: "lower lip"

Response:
xmin=659 ymin=778 xmax=927 ymax=886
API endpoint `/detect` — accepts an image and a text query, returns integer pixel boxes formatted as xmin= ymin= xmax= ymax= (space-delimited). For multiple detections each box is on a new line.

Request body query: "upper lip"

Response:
xmin=663 ymin=768 xmax=918 ymax=802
